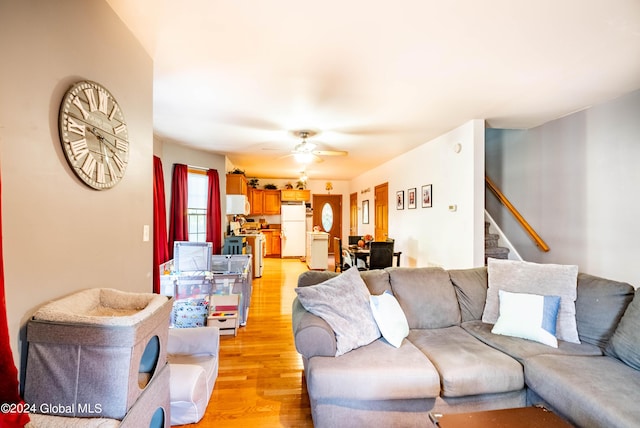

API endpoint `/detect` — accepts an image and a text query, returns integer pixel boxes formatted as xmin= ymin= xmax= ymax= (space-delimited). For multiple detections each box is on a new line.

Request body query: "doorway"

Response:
xmin=312 ymin=194 xmax=342 ymax=253
xmin=374 ymin=183 xmax=389 ymax=241
xmin=349 ymin=192 xmax=358 ymax=236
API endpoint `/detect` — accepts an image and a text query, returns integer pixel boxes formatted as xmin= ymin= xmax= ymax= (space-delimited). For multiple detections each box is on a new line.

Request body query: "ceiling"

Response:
xmin=107 ymin=0 xmax=640 ymax=180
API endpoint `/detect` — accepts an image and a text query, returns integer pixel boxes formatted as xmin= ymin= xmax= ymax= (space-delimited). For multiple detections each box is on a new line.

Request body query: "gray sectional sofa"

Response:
xmin=291 ymin=264 xmax=640 ymax=428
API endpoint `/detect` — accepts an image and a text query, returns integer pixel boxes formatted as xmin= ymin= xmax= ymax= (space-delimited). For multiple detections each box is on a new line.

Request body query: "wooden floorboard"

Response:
xmin=178 ymin=257 xmax=316 ymax=427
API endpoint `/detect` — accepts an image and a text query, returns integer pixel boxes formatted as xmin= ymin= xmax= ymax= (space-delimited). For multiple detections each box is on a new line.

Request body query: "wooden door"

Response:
xmin=349 ymin=192 xmax=358 ymax=236
xmin=374 ymin=183 xmax=388 ymax=241
xmin=312 ymin=194 xmax=342 ymax=253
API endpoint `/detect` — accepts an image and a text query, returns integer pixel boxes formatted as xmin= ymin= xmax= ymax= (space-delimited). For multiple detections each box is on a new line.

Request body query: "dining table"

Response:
xmin=346 ymin=245 xmax=402 ymax=268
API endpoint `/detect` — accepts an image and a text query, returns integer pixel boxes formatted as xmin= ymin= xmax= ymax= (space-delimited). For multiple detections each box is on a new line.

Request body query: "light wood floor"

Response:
xmin=179 ymin=257 xmax=317 ymax=427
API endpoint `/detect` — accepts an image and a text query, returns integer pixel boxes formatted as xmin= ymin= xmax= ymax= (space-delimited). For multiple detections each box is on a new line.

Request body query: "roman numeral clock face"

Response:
xmin=58 ymin=80 xmax=129 ymax=190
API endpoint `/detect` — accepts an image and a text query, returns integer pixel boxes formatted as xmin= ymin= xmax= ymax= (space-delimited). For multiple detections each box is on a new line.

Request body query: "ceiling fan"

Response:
xmin=289 ymin=130 xmax=348 ymax=163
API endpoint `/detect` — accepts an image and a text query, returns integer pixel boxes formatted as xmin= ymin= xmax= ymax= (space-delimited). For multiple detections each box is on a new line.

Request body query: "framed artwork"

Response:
xmin=422 ymin=184 xmax=433 ymax=208
xmin=362 ymin=200 xmax=369 ymax=224
xmin=408 ymin=188 xmax=417 ymax=209
xmin=396 ymin=191 xmax=404 ymax=210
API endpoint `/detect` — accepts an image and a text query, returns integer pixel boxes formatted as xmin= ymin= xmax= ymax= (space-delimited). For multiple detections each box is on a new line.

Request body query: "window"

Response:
xmin=321 ymin=203 xmax=334 ymax=231
xmin=187 ymin=169 xmax=208 ymax=242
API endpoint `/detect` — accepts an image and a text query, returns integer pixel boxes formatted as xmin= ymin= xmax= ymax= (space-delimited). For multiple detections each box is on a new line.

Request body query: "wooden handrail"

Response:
xmin=485 ymin=176 xmax=550 ymax=252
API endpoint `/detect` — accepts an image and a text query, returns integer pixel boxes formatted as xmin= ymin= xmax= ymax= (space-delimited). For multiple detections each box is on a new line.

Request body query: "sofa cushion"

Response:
xmin=408 ymin=326 xmax=524 ymax=397
xmin=292 ymin=298 xmax=337 ymax=358
xmin=295 ymin=266 xmax=381 ymax=356
xmin=605 ymin=292 xmax=640 ymax=370
xmin=462 ymin=321 xmax=602 ymax=363
xmin=369 ymin=290 xmax=409 ymax=348
xmin=484 ymin=258 xmax=580 ymax=344
xmin=524 ymin=354 xmax=640 ymax=428
xmin=449 ymin=267 xmax=488 ymax=322
xmin=389 ymin=267 xmax=461 ymax=329
xmin=491 ymin=290 xmax=561 ymax=348
xmin=576 ymin=273 xmax=634 ymax=348
xmin=360 ymin=269 xmax=392 ymax=295
xmin=306 ymin=338 xmax=441 ymax=401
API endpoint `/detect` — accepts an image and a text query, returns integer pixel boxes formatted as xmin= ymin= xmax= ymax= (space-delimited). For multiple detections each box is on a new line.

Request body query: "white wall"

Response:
xmin=351 ymin=120 xmax=485 ymax=269
xmin=0 ymin=0 xmax=153 ymax=366
xmin=486 ymin=90 xmax=640 ymax=286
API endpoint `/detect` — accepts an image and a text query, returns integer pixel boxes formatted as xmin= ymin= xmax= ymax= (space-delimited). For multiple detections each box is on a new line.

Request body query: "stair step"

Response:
xmin=485 ymin=221 xmax=509 ymax=263
xmin=485 ymin=246 xmax=510 ymax=260
xmin=485 ymin=233 xmax=500 ymax=249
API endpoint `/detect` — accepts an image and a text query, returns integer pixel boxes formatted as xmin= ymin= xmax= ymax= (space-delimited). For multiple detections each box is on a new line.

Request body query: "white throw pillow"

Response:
xmin=370 ymin=290 xmax=409 ymax=348
xmin=483 ymin=258 xmax=580 ymax=343
xmin=492 ymin=290 xmax=561 ymax=348
xmin=295 ymin=267 xmax=381 ymax=356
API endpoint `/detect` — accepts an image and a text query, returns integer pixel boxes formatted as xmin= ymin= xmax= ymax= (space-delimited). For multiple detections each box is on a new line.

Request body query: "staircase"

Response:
xmin=484 ymin=221 xmax=509 ymax=264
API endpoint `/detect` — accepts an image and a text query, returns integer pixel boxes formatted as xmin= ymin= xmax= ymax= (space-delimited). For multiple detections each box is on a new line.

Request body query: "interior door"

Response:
xmin=374 ymin=183 xmax=388 ymax=241
xmin=313 ymin=194 xmax=342 ymax=253
xmin=349 ymin=192 xmax=358 ymax=236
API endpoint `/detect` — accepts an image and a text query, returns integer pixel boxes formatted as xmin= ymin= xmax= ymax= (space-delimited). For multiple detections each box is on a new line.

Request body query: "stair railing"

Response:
xmin=485 ymin=176 xmax=550 ymax=252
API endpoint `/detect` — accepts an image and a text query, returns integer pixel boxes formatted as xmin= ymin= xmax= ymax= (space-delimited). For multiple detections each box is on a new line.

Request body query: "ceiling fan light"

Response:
xmin=294 ymin=152 xmax=314 ymax=164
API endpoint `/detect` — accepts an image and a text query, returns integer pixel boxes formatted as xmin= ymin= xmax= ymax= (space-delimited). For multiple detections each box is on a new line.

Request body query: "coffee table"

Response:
xmin=429 ymin=406 xmax=573 ymax=427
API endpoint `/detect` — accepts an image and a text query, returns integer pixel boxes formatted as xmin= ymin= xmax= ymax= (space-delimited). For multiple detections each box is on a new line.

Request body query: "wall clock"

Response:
xmin=58 ymin=80 xmax=129 ymax=190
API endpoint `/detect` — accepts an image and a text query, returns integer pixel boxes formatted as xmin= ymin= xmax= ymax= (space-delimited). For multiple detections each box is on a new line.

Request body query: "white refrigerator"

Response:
xmin=281 ymin=202 xmax=307 ymax=257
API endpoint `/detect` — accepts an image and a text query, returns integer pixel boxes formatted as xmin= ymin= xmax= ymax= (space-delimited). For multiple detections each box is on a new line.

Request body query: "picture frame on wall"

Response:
xmin=362 ymin=200 xmax=369 ymax=224
xmin=408 ymin=188 xmax=417 ymax=209
xmin=396 ymin=191 xmax=404 ymax=210
xmin=422 ymin=184 xmax=433 ymax=208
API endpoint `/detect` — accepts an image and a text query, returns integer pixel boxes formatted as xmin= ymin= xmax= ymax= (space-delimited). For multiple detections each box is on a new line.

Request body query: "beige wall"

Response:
xmin=0 ymin=1 xmax=153 ymax=367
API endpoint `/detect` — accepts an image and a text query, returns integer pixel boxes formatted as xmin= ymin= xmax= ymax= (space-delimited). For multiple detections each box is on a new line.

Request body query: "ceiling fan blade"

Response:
xmin=279 ymin=153 xmax=324 ymax=163
xmin=312 ymin=150 xmax=348 ymax=156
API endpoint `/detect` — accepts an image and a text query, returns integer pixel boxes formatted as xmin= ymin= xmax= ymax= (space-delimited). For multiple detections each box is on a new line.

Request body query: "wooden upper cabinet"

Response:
xmin=249 ymin=188 xmax=264 ymax=215
xmin=263 ymin=190 xmax=281 ymax=214
xmin=281 ymin=189 xmax=310 ymax=202
xmin=249 ymin=189 xmax=281 ymax=215
xmin=226 ymin=174 xmax=248 ymax=195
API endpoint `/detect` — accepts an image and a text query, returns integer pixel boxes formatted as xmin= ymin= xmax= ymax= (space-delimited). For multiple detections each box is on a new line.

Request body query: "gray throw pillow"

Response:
xmin=483 ymin=258 xmax=580 ymax=343
xmin=295 ymin=266 xmax=381 ymax=356
xmin=605 ymin=292 xmax=640 ymax=370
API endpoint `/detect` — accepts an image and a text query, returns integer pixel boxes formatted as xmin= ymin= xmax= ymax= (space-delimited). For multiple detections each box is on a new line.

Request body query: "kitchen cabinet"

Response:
xmin=281 ymin=189 xmax=310 ymax=202
xmin=226 ymin=174 xmax=248 ymax=195
xmin=263 ymin=190 xmax=281 ymax=214
xmin=262 ymin=229 xmax=281 ymax=257
xmin=249 ymin=188 xmax=264 ymax=215
xmin=249 ymin=189 xmax=280 ymax=215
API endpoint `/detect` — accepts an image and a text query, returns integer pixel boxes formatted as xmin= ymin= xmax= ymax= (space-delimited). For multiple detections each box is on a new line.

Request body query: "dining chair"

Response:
xmin=348 ymin=235 xmax=361 ymax=246
xmin=367 ymin=241 xmax=395 ymax=270
xmin=333 ymin=237 xmax=344 ymax=272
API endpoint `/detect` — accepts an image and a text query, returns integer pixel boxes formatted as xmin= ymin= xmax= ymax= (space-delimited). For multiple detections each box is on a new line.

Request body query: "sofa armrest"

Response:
xmin=168 ymin=327 xmax=220 ymax=356
xmin=292 ymin=298 xmax=336 ymax=359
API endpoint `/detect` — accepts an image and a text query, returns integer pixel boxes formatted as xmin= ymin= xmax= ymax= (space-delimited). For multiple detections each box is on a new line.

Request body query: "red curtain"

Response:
xmin=0 ymin=177 xmax=30 ymax=427
xmin=153 ymin=157 xmax=169 ymax=294
xmin=168 ymin=164 xmax=188 ymax=259
xmin=206 ymin=169 xmax=222 ymax=254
